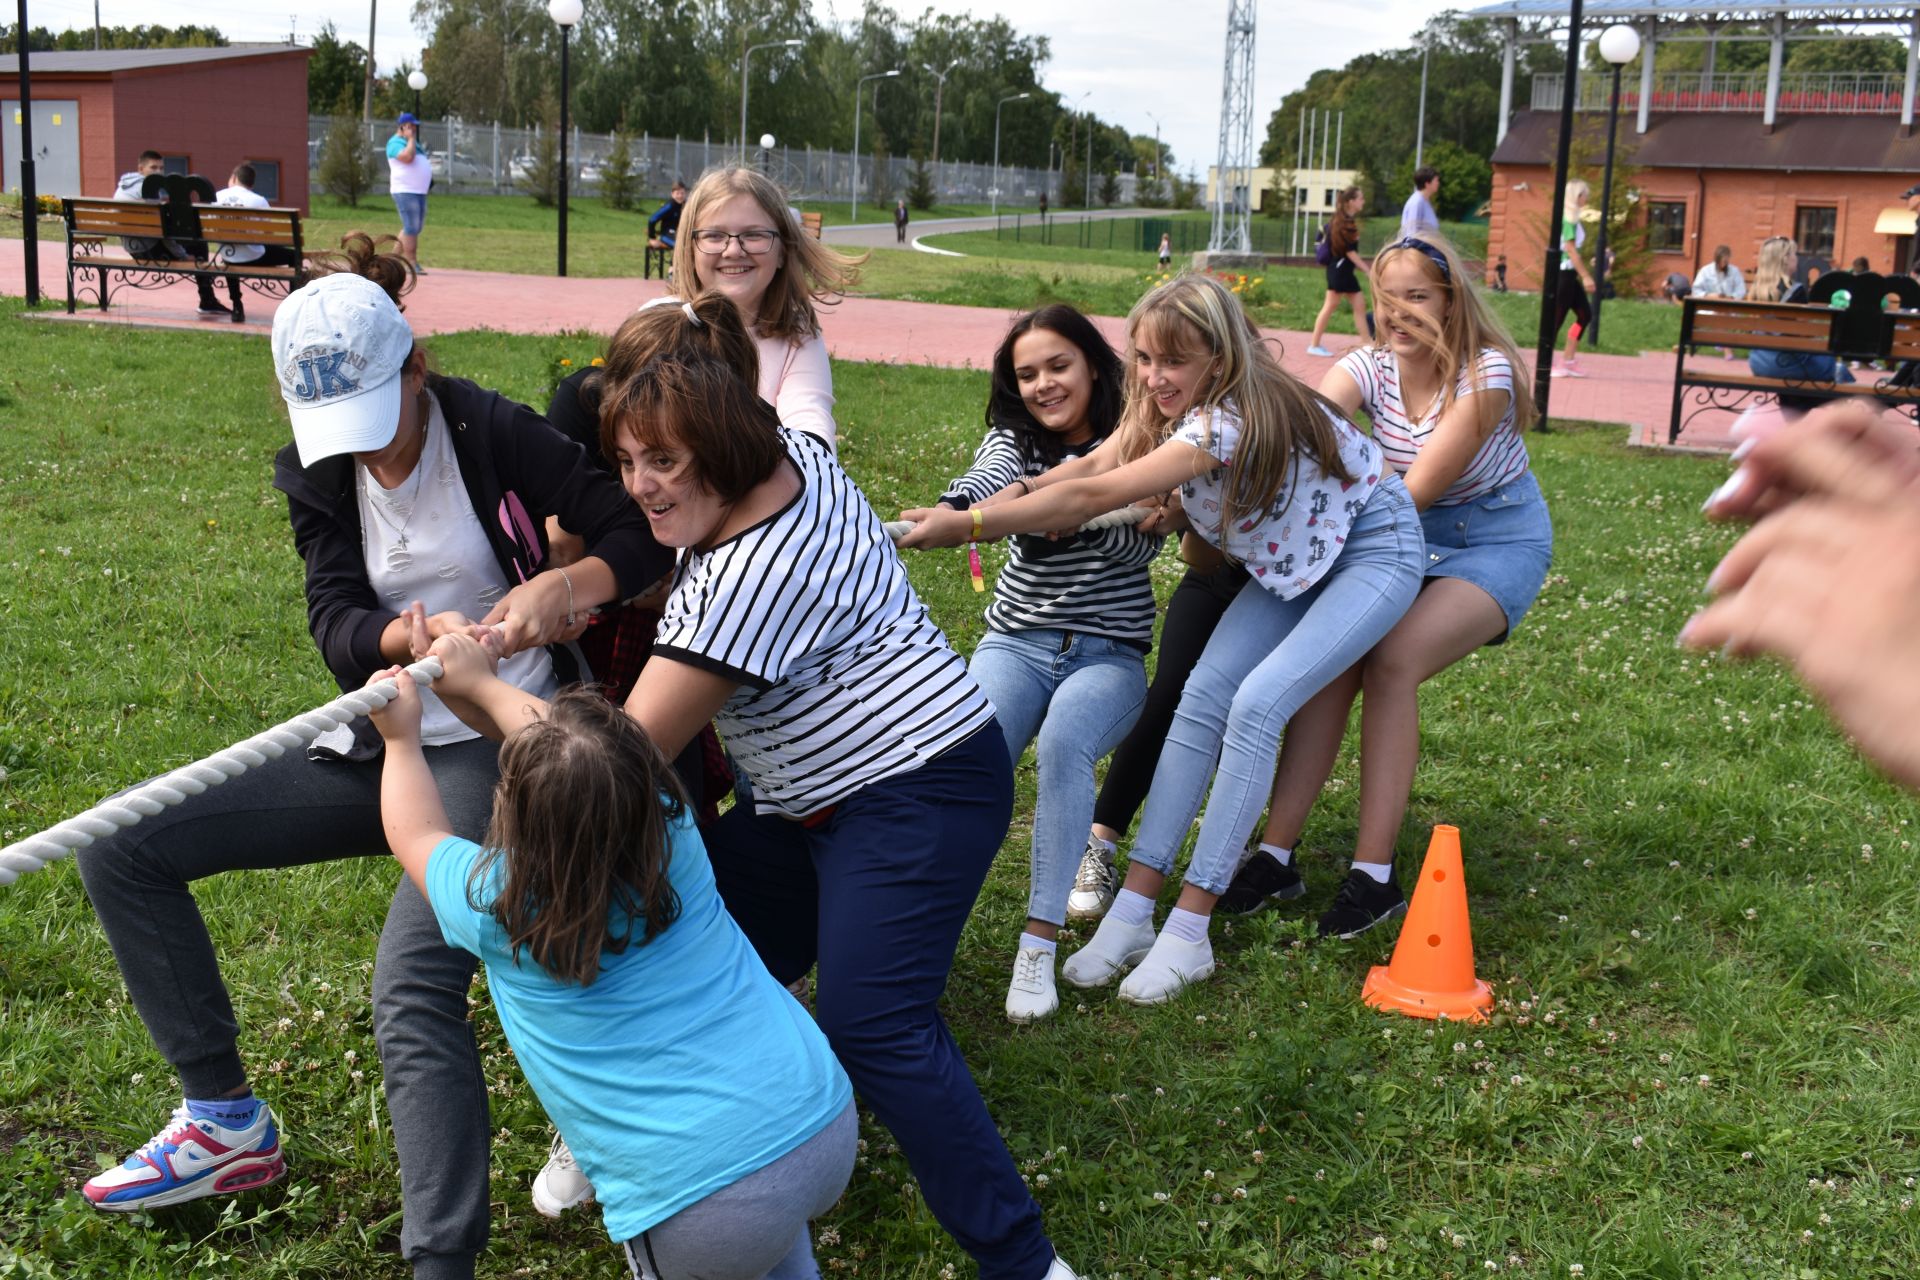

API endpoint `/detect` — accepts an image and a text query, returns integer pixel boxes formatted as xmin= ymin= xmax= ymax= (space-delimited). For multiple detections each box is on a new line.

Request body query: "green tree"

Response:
xmin=1169 ymin=169 xmax=1203 ymax=212
xmin=1395 ymin=137 xmax=1490 ymax=221
xmin=317 ymin=91 xmax=376 ymax=206
xmin=1099 ymin=168 xmax=1120 ymax=208
xmin=307 ymin=21 xmax=368 ymax=113
xmin=906 ymin=150 xmax=936 ymax=211
xmin=519 ymin=111 xmax=562 ymax=206
xmin=599 ymin=129 xmax=638 ymax=211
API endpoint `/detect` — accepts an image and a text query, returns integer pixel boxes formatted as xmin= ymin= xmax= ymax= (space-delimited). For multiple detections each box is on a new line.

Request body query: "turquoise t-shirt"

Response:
xmin=427 ymin=816 xmax=851 ymax=1241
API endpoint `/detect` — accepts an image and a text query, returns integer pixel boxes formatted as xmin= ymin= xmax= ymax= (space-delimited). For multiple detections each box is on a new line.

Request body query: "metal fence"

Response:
xmin=1530 ymin=70 xmax=1909 ymax=115
xmin=309 ymin=115 xmax=1066 ymax=203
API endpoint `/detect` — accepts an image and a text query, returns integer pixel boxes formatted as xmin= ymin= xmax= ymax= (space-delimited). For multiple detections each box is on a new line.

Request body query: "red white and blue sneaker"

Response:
xmin=83 ymin=1102 xmax=285 ymax=1211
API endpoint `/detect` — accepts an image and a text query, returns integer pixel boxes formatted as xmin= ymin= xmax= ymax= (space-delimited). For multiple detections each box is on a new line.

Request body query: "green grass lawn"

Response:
xmin=3 ymin=303 xmax=1919 ymax=1278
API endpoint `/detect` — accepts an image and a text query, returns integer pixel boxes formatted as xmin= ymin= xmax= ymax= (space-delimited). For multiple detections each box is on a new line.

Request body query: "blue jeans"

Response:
xmin=969 ymin=630 xmax=1147 ymax=926
xmin=394 ymin=192 xmax=427 ymax=236
xmin=702 ymin=725 xmax=1054 ymax=1280
xmin=1128 ymin=475 xmax=1425 ymax=895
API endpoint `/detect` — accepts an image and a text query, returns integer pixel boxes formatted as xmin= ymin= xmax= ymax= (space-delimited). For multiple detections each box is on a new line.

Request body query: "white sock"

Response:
xmin=1352 ymin=860 xmax=1393 ymax=884
xmin=1087 ymin=834 xmax=1116 ymax=856
xmin=1259 ymin=842 xmax=1293 ymax=866
xmin=1020 ymin=933 xmax=1058 ymax=956
xmin=1163 ymin=906 xmax=1211 ymax=944
xmin=1108 ymin=888 xmax=1155 ymax=927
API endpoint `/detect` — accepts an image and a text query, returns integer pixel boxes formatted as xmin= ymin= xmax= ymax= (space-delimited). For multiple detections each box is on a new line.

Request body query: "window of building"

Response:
xmin=1795 ymin=206 xmax=1837 ymax=260
xmin=246 ymin=160 xmax=282 ymax=202
xmin=1295 ymin=187 xmax=1307 ymax=207
xmin=1646 ymin=200 xmax=1686 ymax=254
xmin=1323 ymin=187 xmax=1334 ymax=207
xmin=161 ymin=155 xmax=191 ymax=177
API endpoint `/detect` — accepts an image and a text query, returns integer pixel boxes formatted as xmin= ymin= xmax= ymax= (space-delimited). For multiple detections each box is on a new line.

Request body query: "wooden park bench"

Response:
xmin=644 ymin=207 xmax=826 ymax=281
xmin=63 ymin=178 xmax=308 ymax=324
xmin=1669 ymin=272 xmax=1920 ymax=443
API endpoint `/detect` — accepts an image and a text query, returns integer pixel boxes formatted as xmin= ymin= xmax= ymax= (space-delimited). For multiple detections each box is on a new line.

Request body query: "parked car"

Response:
xmin=429 ymin=151 xmax=494 ymax=186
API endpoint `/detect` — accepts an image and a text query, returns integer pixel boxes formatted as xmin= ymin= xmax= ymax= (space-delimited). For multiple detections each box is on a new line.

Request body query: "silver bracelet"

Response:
xmin=558 ymin=566 xmax=576 ymax=627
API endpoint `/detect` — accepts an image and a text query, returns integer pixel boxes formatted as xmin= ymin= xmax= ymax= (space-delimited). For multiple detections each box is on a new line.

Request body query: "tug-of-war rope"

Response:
xmin=0 ymin=656 xmax=446 ymax=888
xmin=1 ymin=508 xmax=1150 ymax=890
xmin=879 ymin=504 xmax=1149 ymax=541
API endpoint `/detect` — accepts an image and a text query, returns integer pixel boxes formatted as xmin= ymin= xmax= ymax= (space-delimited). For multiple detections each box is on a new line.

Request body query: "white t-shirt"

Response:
xmin=212 ymin=184 xmax=269 ymax=264
xmin=358 ymin=398 xmax=557 ymax=744
xmin=1399 ymin=189 xmax=1439 ymax=240
xmin=755 ymin=330 xmax=837 ymax=447
xmin=1174 ymin=401 xmax=1385 ymax=599
xmin=1334 ymin=346 xmax=1529 ymax=506
xmin=1692 ymin=262 xmax=1747 ymax=300
xmin=653 ymin=428 xmax=994 ymax=818
xmin=387 ymin=134 xmax=432 ymax=196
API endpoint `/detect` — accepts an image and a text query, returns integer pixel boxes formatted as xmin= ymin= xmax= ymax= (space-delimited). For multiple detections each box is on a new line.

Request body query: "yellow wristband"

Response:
xmin=971 ymin=508 xmax=984 ymax=539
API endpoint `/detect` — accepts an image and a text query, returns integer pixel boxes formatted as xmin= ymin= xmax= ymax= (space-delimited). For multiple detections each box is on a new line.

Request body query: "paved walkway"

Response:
xmin=1 ymin=236 xmax=1731 ymax=449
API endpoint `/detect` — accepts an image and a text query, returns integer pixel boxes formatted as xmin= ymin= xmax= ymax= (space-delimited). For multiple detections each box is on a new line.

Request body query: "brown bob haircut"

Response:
xmin=597 ymin=292 xmax=786 ymax=503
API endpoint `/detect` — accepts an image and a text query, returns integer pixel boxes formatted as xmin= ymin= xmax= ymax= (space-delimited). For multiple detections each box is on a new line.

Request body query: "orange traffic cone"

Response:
xmin=1361 ymin=824 xmax=1493 ymax=1023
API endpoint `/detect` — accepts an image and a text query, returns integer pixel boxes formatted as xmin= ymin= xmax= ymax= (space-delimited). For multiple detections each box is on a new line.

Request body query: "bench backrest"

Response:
xmin=1684 ymin=298 xmax=1834 ymax=354
xmin=196 ymin=206 xmax=303 ymax=250
xmin=1889 ymin=311 xmax=1920 ymax=365
xmin=64 ymin=198 xmax=166 ymax=241
xmin=800 ymin=210 xmax=824 ymax=240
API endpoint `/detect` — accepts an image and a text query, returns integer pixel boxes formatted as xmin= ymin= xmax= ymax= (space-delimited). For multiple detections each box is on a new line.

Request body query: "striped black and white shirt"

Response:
xmin=939 ymin=427 xmax=1163 ymax=650
xmin=654 ymin=428 xmax=995 ymax=819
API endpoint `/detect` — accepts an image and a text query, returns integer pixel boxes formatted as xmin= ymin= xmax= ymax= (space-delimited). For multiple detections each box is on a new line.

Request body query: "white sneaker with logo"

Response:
xmin=532 ymin=1130 xmax=595 ymax=1217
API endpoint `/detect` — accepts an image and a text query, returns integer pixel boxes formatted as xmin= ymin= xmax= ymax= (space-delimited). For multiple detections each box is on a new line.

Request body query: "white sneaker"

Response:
xmin=1060 ymin=912 xmax=1155 ymax=989
xmin=531 ymin=1131 xmax=595 ymax=1217
xmin=1005 ymin=945 xmax=1060 ymax=1024
xmin=1045 ymin=1256 xmax=1083 ymax=1280
xmin=1117 ymin=931 xmax=1215 ymax=1006
xmin=1064 ymin=839 xmax=1117 ymax=920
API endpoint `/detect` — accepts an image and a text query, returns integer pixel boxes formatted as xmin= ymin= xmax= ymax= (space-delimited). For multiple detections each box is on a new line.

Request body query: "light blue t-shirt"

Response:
xmin=427 ymin=816 xmax=852 ymax=1242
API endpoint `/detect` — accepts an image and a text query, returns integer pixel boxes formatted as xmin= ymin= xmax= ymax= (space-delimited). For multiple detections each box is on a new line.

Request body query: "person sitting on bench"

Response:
xmin=114 ymin=149 xmax=226 ymax=316
xmin=648 ymin=179 xmax=688 ymax=250
xmin=213 ymin=165 xmax=300 ymax=270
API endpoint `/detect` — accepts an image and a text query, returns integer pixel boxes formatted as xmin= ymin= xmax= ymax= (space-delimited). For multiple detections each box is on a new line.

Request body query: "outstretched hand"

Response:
xmin=895 ymin=506 xmax=975 ymax=550
xmin=1683 ymin=403 xmax=1920 ymax=788
xmin=428 ymin=630 xmax=503 ymax=698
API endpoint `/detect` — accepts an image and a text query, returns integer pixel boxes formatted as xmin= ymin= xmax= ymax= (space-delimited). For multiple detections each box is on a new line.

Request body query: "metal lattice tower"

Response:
xmin=1208 ymin=0 xmax=1258 ymax=255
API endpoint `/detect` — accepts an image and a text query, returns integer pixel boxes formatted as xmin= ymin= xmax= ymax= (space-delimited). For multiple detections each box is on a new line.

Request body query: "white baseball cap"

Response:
xmin=273 ymin=273 xmax=416 ymax=467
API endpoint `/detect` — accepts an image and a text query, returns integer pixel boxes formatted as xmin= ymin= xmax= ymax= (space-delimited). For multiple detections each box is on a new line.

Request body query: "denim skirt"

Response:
xmin=1418 ymin=470 xmax=1553 ymax=643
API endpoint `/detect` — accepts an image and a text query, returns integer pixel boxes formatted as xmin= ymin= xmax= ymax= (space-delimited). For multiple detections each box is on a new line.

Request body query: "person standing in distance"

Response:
xmin=388 ymin=112 xmax=432 ymax=275
xmin=1399 ymin=166 xmax=1440 ymax=241
xmin=894 ymin=196 xmax=910 ymax=245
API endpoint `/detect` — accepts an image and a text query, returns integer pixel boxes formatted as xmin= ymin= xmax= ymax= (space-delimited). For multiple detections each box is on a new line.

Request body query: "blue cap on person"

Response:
xmin=272 ymin=273 xmax=415 ymax=467
xmin=397 ymin=111 xmax=419 ymax=126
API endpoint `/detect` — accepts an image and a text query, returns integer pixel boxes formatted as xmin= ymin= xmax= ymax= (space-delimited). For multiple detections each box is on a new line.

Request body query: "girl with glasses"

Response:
xmin=667 ymin=167 xmax=864 ymax=447
xmin=1219 ymin=234 xmax=1552 ymax=936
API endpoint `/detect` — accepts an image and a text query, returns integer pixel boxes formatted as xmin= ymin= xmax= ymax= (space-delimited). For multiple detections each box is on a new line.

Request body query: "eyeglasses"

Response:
xmin=691 ymin=228 xmax=781 ymax=255
xmin=1391 ymin=237 xmax=1452 ymax=281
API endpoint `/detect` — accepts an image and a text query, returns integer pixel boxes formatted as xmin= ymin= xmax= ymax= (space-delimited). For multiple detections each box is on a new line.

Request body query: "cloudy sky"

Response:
xmin=24 ymin=0 xmax=1444 ymax=166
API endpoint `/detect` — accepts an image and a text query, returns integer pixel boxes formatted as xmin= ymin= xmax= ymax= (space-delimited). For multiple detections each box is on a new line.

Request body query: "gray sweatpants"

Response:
xmin=74 ymin=736 xmax=501 ymax=1280
xmin=623 ymin=1101 xmax=858 ymax=1280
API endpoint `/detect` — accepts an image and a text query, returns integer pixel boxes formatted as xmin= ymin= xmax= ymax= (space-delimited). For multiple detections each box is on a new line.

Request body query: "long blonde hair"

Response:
xmin=671 ymin=167 xmax=866 ymax=341
xmin=1752 ymin=236 xmax=1798 ymax=302
xmin=1371 ymin=235 xmax=1537 ymax=432
xmin=1115 ymin=274 xmax=1357 ymax=538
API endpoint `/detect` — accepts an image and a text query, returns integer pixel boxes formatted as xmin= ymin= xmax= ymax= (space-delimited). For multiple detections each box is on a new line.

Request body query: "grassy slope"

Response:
xmin=1 ymin=305 xmax=1916 ymax=1278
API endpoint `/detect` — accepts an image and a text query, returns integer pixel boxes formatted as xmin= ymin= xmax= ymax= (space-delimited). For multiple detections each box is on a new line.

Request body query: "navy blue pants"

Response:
xmin=703 ymin=723 xmax=1053 ymax=1280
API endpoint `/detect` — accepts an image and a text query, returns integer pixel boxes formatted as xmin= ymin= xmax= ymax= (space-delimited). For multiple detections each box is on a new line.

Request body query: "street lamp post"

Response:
xmin=1591 ymin=22 xmax=1642 ymax=346
xmin=741 ymin=37 xmax=803 ymax=165
xmin=920 ymin=57 xmax=961 ymax=166
xmin=1145 ymin=110 xmax=1164 ymax=205
xmin=1085 ymin=110 xmax=1095 ymax=208
xmin=759 ymin=132 xmax=775 ymax=177
xmin=992 ymin=92 xmax=1030 ymax=215
xmin=15 ymin=0 xmax=39 ymax=304
xmin=1414 ymin=34 xmax=1431 ymax=169
xmin=548 ymin=0 xmax=582 ymax=277
xmin=851 ymin=68 xmax=901 ymax=219
xmin=408 ymin=68 xmax=427 ymax=119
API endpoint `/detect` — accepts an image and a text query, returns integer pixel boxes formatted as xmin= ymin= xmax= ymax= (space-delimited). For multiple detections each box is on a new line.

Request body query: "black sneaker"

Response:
xmin=1216 ymin=849 xmax=1305 ymax=915
xmin=197 ymin=296 xmax=232 ymax=316
xmin=1317 ymin=868 xmax=1406 ymax=939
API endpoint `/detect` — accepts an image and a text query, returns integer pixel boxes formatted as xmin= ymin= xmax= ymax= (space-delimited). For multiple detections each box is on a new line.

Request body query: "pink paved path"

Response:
xmin=2 ymin=237 xmax=1731 ymax=450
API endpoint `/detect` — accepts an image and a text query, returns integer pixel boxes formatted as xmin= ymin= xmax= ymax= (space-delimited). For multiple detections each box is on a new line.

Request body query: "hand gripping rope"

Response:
xmin=879 ymin=505 xmax=1150 ymax=541
xmin=0 ymin=656 xmax=446 ymax=889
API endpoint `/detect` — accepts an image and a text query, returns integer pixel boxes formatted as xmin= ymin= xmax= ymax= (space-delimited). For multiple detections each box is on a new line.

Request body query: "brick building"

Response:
xmin=1471 ymin=0 xmax=1920 ymax=294
xmin=2 ymin=45 xmax=313 ymax=211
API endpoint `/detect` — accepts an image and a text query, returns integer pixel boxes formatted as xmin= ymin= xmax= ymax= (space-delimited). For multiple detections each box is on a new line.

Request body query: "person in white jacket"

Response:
xmin=1692 ymin=245 xmax=1747 ymax=357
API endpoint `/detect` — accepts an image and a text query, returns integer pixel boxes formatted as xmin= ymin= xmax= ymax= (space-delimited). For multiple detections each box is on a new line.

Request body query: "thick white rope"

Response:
xmin=0 ymin=656 xmax=446 ymax=889
xmin=882 ymin=504 xmax=1149 ymax=542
